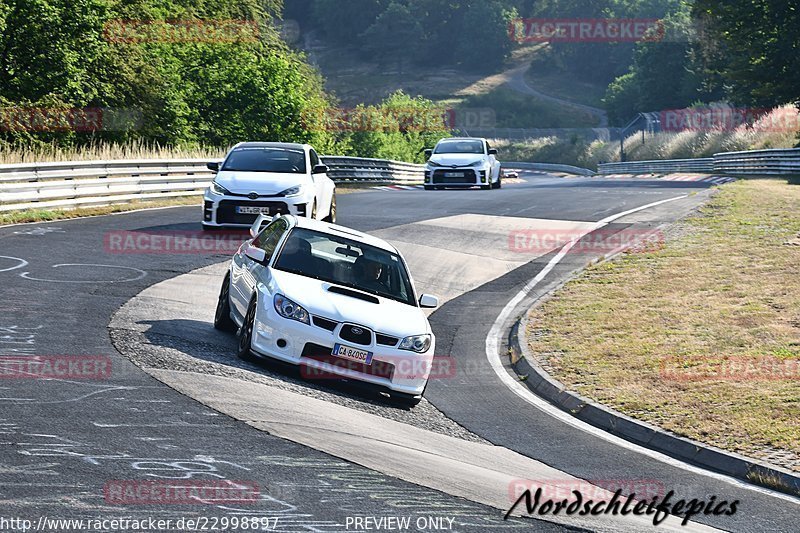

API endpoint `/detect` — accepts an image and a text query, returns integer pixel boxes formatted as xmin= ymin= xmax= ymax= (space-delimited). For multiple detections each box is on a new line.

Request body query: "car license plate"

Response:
xmin=444 ymin=172 xmax=464 ymax=178
xmin=236 ymin=206 xmax=271 ymax=215
xmin=332 ymin=343 xmax=373 ymax=365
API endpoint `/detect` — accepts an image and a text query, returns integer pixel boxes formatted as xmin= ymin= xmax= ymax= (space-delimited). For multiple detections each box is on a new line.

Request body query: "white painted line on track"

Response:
xmin=0 ymin=255 xmax=28 ymax=272
xmin=485 ymin=195 xmax=800 ymax=505
xmin=19 ymin=263 xmax=147 ymax=283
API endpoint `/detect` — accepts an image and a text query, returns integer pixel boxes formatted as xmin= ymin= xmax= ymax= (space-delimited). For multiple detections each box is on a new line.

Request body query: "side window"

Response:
xmin=310 ymin=149 xmax=320 ymax=168
xmin=254 ymin=219 xmax=288 ymax=260
xmin=485 ymin=141 xmax=491 ymax=154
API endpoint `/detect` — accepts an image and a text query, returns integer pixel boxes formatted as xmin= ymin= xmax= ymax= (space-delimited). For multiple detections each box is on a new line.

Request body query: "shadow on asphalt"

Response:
xmin=137 ymin=318 xmax=416 ymax=410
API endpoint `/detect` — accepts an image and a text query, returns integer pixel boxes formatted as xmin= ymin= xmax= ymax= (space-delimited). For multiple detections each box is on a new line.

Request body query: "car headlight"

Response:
xmin=467 ymin=160 xmax=486 ymax=167
xmin=273 ymin=294 xmax=310 ymax=325
xmin=210 ymin=181 xmax=231 ymax=195
xmin=279 ymin=185 xmax=304 ymax=197
xmin=399 ymin=334 xmax=432 ymax=354
xmin=427 ymin=161 xmax=443 ymax=168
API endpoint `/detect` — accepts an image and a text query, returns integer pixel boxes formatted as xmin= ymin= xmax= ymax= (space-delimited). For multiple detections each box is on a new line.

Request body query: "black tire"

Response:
xmin=236 ymin=297 xmax=258 ymax=362
xmin=323 ymin=192 xmax=336 ymax=223
xmin=213 ymin=274 xmax=237 ymax=332
xmin=423 ymin=185 xmax=434 ymax=191
xmin=480 ymin=184 xmax=491 ymax=190
xmin=492 ymin=175 xmax=502 ymax=189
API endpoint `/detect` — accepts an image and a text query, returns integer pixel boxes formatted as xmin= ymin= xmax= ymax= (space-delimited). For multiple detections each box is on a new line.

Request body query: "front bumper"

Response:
xmin=203 ymin=191 xmax=311 ymax=227
xmin=424 ymin=168 xmax=489 ymax=187
xmin=250 ymin=301 xmax=434 ymax=395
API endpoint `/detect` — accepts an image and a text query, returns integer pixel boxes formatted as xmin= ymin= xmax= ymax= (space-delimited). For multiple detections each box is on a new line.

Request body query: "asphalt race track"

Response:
xmin=1 ymin=171 xmax=798 ymax=532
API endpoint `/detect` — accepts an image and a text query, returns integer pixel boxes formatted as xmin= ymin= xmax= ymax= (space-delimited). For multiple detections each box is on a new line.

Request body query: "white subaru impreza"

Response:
xmin=214 ymin=214 xmax=440 ymax=406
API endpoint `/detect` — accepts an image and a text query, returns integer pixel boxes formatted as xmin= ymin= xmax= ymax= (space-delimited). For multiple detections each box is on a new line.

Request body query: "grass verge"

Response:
xmin=0 ymin=196 xmax=204 ymax=226
xmin=526 ymin=179 xmax=800 ymax=470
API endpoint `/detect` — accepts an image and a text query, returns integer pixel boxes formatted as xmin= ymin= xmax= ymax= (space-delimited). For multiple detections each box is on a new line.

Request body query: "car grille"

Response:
xmin=376 ymin=333 xmax=400 ymax=347
xmin=312 ymin=316 xmax=338 ymax=332
xmin=339 ymin=324 xmax=373 ymax=346
xmin=217 ymin=200 xmax=290 ymax=225
xmin=301 ymin=343 xmax=394 ymax=380
xmin=432 ymin=169 xmax=477 ymax=184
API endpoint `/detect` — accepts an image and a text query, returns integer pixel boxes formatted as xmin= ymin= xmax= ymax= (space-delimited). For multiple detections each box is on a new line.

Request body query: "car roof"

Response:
xmin=283 ymin=215 xmax=398 ymax=253
xmin=436 ymin=137 xmax=486 ymax=143
xmin=231 ymin=141 xmax=308 ymax=151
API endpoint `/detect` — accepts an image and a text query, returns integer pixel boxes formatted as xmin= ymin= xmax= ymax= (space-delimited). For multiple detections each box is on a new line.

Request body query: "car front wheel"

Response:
xmin=323 ymin=192 xmax=336 ymax=223
xmin=236 ymin=297 xmax=258 ymax=362
xmin=214 ymin=274 xmax=237 ymax=332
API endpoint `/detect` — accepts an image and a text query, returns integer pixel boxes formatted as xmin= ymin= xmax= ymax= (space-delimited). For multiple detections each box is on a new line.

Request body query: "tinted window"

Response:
xmin=254 ymin=218 xmax=288 ymax=260
xmin=223 ymin=147 xmax=307 ymax=174
xmin=274 ymin=228 xmax=416 ymax=306
xmin=310 ymin=149 xmax=320 ymax=167
xmin=434 ymin=140 xmax=485 ymax=154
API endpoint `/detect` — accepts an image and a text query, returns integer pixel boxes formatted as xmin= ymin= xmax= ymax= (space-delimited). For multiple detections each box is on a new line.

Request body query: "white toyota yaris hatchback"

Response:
xmin=203 ymin=142 xmax=336 ymax=230
xmin=214 ymin=214 xmax=440 ymax=406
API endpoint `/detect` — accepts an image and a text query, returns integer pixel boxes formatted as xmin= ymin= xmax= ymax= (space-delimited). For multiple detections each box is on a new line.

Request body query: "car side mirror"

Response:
xmin=488 ymin=148 xmax=498 ymax=155
xmin=207 ymin=161 xmax=220 ymax=172
xmin=245 ymin=244 xmax=267 ymax=264
xmin=424 ymin=149 xmax=433 ymax=159
xmin=419 ymin=294 xmax=439 ymax=309
xmin=313 ymin=164 xmax=328 ymax=174
xmin=249 ymin=213 xmax=273 ymax=239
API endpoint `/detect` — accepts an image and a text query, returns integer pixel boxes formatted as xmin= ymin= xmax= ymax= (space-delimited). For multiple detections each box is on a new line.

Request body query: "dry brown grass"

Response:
xmin=0 ymin=140 xmax=225 ymax=165
xmin=527 ymin=179 xmax=800 ymax=469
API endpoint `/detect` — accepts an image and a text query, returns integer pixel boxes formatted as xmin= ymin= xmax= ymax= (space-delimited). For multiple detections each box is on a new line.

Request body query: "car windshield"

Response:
xmin=434 ymin=140 xmax=484 ymax=154
xmin=274 ymin=228 xmax=416 ymax=306
xmin=222 ymin=147 xmax=307 ymax=174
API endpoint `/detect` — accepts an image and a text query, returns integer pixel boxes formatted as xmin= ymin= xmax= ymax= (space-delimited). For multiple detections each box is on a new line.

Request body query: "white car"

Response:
xmin=213 ymin=214 xmax=440 ymax=406
xmin=203 ymin=142 xmax=336 ymax=230
xmin=423 ymin=137 xmax=502 ymax=190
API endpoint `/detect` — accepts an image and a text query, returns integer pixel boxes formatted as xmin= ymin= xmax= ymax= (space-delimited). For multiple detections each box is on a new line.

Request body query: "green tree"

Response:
xmin=692 ymin=0 xmax=800 ymax=107
xmin=361 ymin=2 xmax=421 ymax=73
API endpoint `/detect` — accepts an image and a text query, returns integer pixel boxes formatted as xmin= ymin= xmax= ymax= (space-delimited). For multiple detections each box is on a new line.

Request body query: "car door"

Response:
xmin=231 ymin=219 xmax=287 ymax=316
xmin=485 ymin=140 xmax=500 ymax=181
xmin=309 ymin=148 xmax=327 ymax=218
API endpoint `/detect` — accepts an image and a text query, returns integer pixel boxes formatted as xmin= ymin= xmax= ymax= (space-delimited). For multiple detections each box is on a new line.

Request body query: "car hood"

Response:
xmin=214 ymin=171 xmax=304 ymax=195
xmin=270 ymin=269 xmax=430 ymax=337
xmin=429 ymin=153 xmax=487 ymax=167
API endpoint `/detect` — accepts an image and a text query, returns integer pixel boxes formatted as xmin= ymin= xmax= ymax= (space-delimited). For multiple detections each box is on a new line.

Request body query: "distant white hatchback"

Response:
xmin=423 ymin=137 xmax=502 ymax=190
xmin=214 ymin=214 xmax=440 ymax=406
xmin=203 ymin=142 xmax=336 ymax=230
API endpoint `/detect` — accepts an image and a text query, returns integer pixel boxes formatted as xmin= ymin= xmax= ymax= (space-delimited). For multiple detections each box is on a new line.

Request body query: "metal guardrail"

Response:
xmin=598 ymin=148 xmax=800 ymax=176
xmin=503 ymin=162 xmax=595 ymax=176
xmin=0 ymin=156 xmax=426 ymax=212
xmin=599 ymin=158 xmax=714 ymax=174
xmin=713 ymin=148 xmax=800 ymax=176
